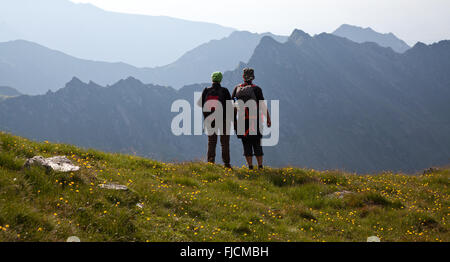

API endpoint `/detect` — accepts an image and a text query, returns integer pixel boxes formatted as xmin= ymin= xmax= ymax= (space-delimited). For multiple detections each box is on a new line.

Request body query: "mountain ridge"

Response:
xmin=333 ymin=24 xmax=410 ymax=53
xmin=141 ymin=31 xmax=288 ymax=88
xmin=0 ymin=31 xmax=287 ymax=94
xmin=1 ymin=29 xmax=449 ymax=172
xmin=0 ymin=0 xmax=234 ymax=67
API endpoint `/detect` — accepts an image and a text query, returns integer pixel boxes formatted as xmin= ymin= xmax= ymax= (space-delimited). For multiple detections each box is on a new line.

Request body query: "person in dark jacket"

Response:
xmin=232 ymin=68 xmax=271 ymax=170
xmin=198 ymin=72 xmax=232 ymax=168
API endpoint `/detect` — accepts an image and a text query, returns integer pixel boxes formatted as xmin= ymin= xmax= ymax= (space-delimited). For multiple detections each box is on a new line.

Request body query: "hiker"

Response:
xmin=197 ymin=72 xmax=232 ymax=168
xmin=232 ymin=68 xmax=271 ymax=170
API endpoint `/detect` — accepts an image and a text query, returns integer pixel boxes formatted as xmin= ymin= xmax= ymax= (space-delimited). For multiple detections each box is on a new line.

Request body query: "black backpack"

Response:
xmin=234 ymin=84 xmax=259 ymax=137
xmin=234 ymin=84 xmax=257 ymax=103
xmin=202 ymin=86 xmax=226 ymax=119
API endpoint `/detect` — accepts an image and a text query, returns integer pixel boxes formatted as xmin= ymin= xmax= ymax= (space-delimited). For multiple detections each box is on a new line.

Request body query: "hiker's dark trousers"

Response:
xmin=207 ymin=134 xmax=230 ymax=165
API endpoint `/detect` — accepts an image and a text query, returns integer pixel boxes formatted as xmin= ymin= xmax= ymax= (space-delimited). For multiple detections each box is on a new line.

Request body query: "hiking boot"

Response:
xmin=224 ymin=163 xmax=232 ymax=169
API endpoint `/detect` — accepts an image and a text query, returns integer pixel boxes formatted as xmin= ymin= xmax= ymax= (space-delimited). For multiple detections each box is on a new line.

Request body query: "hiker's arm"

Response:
xmin=260 ymin=101 xmax=271 ymax=127
xmin=256 ymin=87 xmax=271 ymax=127
xmin=231 ymin=87 xmax=238 ymax=129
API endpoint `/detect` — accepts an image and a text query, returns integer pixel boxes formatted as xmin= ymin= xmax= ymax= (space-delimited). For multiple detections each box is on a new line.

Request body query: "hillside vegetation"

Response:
xmin=0 ymin=132 xmax=448 ymax=242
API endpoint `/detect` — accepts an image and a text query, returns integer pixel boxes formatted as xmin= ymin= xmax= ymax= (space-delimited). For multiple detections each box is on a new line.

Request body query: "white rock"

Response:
xmin=367 ymin=236 xmax=381 ymax=242
xmin=326 ymin=190 xmax=354 ymax=199
xmin=66 ymin=236 xmax=81 ymax=242
xmin=98 ymin=183 xmax=128 ymax=191
xmin=25 ymin=156 xmax=80 ymax=172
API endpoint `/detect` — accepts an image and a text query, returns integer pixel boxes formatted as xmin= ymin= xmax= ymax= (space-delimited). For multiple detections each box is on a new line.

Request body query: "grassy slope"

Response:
xmin=0 ymin=131 xmax=448 ymax=242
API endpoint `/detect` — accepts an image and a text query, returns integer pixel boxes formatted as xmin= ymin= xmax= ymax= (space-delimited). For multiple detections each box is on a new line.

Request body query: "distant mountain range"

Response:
xmin=0 ymin=40 xmax=141 ymax=95
xmin=1 ymin=24 xmax=412 ymax=95
xmin=0 ymin=0 xmax=234 ymax=67
xmin=333 ymin=24 xmax=410 ymax=53
xmin=0 ymin=31 xmax=287 ymax=95
xmin=143 ymin=31 xmax=288 ymax=89
xmin=0 ymin=31 xmax=287 ymax=94
xmin=1 ymin=30 xmax=449 ymax=173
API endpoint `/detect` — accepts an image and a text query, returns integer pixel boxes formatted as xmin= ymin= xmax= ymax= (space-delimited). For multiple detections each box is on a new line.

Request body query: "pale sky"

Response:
xmin=70 ymin=0 xmax=450 ymax=46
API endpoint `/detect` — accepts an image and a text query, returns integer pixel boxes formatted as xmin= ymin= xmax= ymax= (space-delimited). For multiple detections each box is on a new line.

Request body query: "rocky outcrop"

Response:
xmin=25 ymin=156 xmax=80 ymax=172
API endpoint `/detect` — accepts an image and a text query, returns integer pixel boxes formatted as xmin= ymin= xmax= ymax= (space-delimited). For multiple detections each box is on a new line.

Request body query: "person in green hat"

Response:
xmin=197 ymin=71 xmax=232 ymax=168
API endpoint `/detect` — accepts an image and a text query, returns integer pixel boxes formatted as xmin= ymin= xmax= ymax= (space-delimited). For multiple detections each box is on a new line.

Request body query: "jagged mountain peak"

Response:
xmin=260 ymin=35 xmax=281 ymax=46
xmin=61 ymin=77 xmax=104 ymax=93
xmin=411 ymin=41 xmax=428 ymax=50
xmin=113 ymin=76 xmax=145 ymax=88
xmin=410 ymin=40 xmax=450 ymax=50
xmin=66 ymin=77 xmax=86 ymax=87
xmin=288 ymin=29 xmax=312 ymax=45
xmin=404 ymin=40 xmax=450 ymax=61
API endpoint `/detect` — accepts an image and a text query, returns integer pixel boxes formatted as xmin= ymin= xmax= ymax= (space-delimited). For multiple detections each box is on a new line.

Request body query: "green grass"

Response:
xmin=0 ymin=131 xmax=448 ymax=242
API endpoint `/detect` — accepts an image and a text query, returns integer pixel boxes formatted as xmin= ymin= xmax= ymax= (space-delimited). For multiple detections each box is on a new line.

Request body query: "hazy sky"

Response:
xmin=70 ymin=0 xmax=450 ymax=46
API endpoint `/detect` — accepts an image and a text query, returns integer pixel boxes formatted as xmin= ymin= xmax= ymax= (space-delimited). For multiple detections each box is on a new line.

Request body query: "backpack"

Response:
xmin=234 ymin=84 xmax=260 ymax=138
xmin=234 ymin=84 xmax=257 ymax=103
xmin=202 ymin=86 xmax=226 ymax=119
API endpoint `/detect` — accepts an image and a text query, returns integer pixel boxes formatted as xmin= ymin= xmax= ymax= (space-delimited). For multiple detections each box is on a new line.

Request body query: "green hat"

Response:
xmin=211 ymin=71 xmax=223 ymax=83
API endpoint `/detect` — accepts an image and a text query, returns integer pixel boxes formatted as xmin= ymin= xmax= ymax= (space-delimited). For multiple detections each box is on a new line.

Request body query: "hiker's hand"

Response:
xmin=267 ymin=118 xmax=272 ymax=127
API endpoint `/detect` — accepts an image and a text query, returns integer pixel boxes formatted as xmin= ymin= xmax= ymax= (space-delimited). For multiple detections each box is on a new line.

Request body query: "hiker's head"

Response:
xmin=211 ymin=71 xmax=223 ymax=83
xmin=243 ymin=68 xmax=255 ymax=82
